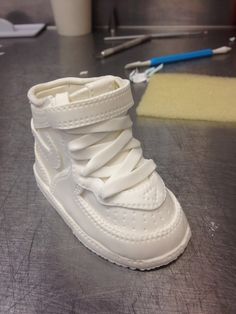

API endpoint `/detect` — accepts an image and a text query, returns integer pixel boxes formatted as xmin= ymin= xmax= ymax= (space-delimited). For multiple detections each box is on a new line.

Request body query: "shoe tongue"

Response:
xmin=54 ymin=77 xmax=119 ymax=106
xmin=54 ymin=91 xmax=70 ymax=106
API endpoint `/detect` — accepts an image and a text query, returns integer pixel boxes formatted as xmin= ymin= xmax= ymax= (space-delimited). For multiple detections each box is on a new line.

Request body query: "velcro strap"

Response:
xmin=32 ymin=83 xmax=134 ymax=129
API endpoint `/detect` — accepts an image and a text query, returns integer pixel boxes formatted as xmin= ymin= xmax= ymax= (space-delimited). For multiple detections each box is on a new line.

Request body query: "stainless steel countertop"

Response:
xmin=0 ymin=29 xmax=236 ymax=314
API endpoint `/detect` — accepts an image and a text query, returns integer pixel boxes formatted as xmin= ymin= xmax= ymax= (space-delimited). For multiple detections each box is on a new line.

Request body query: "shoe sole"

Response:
xmin=34 ymin=165 xmax=191 ymax=270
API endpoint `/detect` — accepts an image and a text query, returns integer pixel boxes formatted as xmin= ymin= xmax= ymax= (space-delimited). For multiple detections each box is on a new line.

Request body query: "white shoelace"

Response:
xmin=67 ymin=115 xmax=156 ymax=199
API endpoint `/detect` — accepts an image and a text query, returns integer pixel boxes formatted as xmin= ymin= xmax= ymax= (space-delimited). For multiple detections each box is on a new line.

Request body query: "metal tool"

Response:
xmin=98 ymin=35 xmax=151 ymax=58
xmin=104 ymin=31 xmax=206 ymax=41
xmin=108 ymin=8 xmax=118 ymax=37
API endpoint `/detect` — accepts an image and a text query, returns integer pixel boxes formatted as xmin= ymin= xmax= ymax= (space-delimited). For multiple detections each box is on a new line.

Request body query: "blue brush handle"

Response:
xmin=150 ymin=49 xmax=213 ymax=66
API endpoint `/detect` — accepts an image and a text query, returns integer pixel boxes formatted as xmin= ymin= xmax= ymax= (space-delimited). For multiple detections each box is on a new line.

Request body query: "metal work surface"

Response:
xmin=0 ymin=29 xmax=236 ymax=313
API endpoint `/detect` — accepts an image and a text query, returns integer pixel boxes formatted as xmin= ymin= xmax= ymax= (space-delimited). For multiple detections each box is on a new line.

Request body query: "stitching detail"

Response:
xmin=102 ymin=201 xmax=160 ymax=210
xmin=106 ymin=186 xmax=165 ymax=209
xmin=72 ymin=170 xmax=160 ymax=210
xmin=46 ymin=85 xmax=130 ymax=112
xmin=74 ymin=185 xmax=183 ymax=242
xmin=52 ymin=102 xmax=133 ymax=128
xmin=32 ymin=85 xmax=133 ymax=129
xmin=72 ymin=167 xmax=163 ymax=210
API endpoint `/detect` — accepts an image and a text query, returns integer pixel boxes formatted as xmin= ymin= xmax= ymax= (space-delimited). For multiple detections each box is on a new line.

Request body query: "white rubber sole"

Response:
xmin=34 ymin=165 xmax=191 ymax=270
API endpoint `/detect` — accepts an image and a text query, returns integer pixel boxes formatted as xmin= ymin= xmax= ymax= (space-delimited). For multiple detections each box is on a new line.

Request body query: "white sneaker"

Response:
xmin=28 ymin=75 xmax=191 ymax=270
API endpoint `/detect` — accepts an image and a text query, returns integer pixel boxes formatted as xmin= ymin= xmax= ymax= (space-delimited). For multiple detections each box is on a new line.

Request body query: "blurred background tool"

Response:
xmin=98 ymin=35 xmax=151 ymax=58
xmin=104 ymin=31 xmax=205 ymax=41
xmin=108 ymin=7 xmax=118 ymax=36
xmin=125 ymin=46 xmax=232 ymax=69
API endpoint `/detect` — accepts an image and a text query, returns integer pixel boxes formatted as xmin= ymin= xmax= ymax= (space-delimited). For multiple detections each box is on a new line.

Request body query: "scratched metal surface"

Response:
xmin=0 ymin=29 xmax=236 ymax=314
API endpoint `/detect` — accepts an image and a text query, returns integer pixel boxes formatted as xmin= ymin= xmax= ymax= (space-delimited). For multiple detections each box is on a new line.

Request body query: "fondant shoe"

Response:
xmin=28 ymin=76 xmax=191 ymax=269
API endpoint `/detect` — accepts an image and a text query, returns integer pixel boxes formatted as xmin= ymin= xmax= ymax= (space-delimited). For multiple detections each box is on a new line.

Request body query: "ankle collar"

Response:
xmin=30 ymin=78 xmax=134 ymax=129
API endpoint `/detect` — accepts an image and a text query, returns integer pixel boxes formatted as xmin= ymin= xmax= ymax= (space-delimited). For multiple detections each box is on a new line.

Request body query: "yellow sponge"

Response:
xmin=136 ymin=73 xmax=236 ymax=122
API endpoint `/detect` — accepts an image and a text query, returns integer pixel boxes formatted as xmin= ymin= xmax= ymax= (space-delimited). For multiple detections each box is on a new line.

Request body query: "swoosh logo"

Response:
xmin=31 ymin=119 xmax=62 ymax=170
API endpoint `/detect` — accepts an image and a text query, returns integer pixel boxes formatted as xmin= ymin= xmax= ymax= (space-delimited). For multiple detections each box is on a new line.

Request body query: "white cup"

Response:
xmin=50 ymin=0 xmax=92 ymax=36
